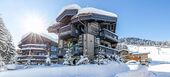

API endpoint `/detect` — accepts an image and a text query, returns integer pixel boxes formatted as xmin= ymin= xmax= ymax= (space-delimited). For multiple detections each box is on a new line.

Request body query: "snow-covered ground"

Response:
xmin=0 ymin=62 xmax=129 ymax=77
xmin=149 ymin=64 xmax=170 ymax=77
xmin=148 ymin=55 xmax=170 ymax=77
xmin=0 ymin=60 xmax=166 ymax=77
xmin=149 ymin=55 xmax=170 ymax=63
xmin=0 ymin=61 xmax=156 ymax=77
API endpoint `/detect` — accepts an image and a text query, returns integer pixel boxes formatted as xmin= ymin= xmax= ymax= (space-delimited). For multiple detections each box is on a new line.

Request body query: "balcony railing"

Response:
xmin=56 ymin=9 xmax=78 ymax=22
xmin=58 ymin=25 xmax=77 ymax=39
xmin=20 ymin=47 xmax=46 ymax=51
xmin=17 ymin=55 xmax=47 ymax=61
xmin=96 ymin=45 xmax=118 ymax=55
xmin=21 ymin=44 xmax=46 ymax=47
xmin=100 ymin=29 xmax=118 ymax=43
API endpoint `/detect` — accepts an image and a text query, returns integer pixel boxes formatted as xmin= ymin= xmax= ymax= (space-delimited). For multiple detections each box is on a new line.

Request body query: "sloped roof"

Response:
xmin=47 ymin=22 xmax=63 ymax=33
xmin=57 ymin=4 xmax=81 ymax=17
xmin=18 ymin=32 xmax=57 ymax=47
xmin=48 ymin=4 xmax=117 ymax=34
xmin=77 ymin=7 xmax=117 ymax=17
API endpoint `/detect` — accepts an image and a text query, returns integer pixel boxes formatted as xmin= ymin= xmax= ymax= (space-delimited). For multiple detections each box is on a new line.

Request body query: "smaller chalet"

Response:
xmin=17 ymin=32 xmax=58 ymax=65
xmin=118 ymin=49 xmax=149 ymax=65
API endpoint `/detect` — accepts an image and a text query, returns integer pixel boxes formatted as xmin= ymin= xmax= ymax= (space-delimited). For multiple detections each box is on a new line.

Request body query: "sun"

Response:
xmin=21 ymin=13 xmax=46 ymax=33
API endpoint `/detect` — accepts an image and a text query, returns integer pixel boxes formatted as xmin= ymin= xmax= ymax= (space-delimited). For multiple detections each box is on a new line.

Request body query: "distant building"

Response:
xmin=128 ymin=52 xmax=149 ymax=65
xmin=118 ymin=49 xmax=149 ymax=65
xmin=126 ymin=45 xmax=170 ymax=55
xmin=17 ymin=32 xmax=58 ymax=65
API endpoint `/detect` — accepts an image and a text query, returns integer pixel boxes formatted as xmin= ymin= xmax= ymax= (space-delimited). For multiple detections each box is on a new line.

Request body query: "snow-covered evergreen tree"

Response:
xmin=0 ymin=56 xmax=7 ymax=71
xmin=45 ymin=56 xmax=51 ymax=66
xmin=63 ymin=49 xmax=74 ymax=65
xmin=0 ymin=16 xmax=16 ymax=64
xmin=76 ymin=55 xmax=89 ymax=65
xmin=119 ymin=37 xmax=170 ymax=48
xmin=95 ymin=50 xmax=110 ymax=65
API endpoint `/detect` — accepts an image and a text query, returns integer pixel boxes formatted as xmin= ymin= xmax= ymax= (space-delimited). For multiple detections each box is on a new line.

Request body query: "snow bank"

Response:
xmin=0 ymin=62 xmax=129 ymax=77
xmin=149 ymin=64 xmax=170 ymax=72
xmin=77 ymin=7 xmax=117 ymax=17
xmin=6 ymin=64 xmax=17 ymax=70
xmin=115 ymin=66 xmax=155 ymax=77
xmin=128 ymin=64 xmax=140 ymax=70
xmin=148 ymin=64 xmax=170 ymax=77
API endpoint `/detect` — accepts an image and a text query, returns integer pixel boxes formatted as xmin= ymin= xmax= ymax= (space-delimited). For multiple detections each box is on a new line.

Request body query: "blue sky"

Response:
xmin=0 ymin=0 xmax=170 ymax=47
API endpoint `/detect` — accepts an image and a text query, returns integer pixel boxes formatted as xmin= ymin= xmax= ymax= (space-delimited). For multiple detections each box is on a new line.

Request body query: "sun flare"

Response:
xmin=21 ymin=13 xmax=46 ymax=33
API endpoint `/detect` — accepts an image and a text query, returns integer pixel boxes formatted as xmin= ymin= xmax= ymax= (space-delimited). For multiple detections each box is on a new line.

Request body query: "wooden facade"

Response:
xmin=119 ymin=50 xmax=149 ymax=65
xmin=47 ymin=5 xmax=118 ymax=63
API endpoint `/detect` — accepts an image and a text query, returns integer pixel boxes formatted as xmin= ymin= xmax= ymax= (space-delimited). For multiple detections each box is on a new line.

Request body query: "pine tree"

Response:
xmin=45 ymin=56 xmax=51 ymax=66
xmin=0 ymin=16 xmax=16 ymax=64
xmin=63 ymin=49 xmax=74 ymax=65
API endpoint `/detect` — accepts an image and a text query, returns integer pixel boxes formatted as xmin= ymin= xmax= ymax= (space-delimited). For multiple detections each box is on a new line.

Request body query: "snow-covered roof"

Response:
xmin=39 ymin=33 xmax=57 ymax=43
xmin=57 ymin=4 xmax=81 ymax=17
xmin=62 ymin=4 xmax=81 ymax=10
xmin=77 ymin=7 xmax=117 ymax=17
xmin=20 ymin=32 xmax=31 ymax=41
xmin=48 ymin=4 xmax=118 ymax=33
xmin=19 ymin=32 xmax=57 ymax=45
xmin=47 ymin=22 xmax=64 ymax=33
xmin=130 ymin=52 xmax=150 ymax=55
xmin=52 ymin=22 xmax=63 ymax=27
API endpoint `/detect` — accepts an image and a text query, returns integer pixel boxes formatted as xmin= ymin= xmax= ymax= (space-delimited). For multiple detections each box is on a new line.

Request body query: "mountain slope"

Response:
xmin=119 ymin=37 xmax=170 ymax=47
